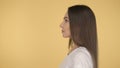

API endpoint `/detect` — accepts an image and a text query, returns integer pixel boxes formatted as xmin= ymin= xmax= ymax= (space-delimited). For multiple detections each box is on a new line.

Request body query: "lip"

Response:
xmin=62 ymin=30 xmax=64 ymax=33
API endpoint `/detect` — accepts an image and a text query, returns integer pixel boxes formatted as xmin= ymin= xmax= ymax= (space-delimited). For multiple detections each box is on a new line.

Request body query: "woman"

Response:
xmin=59 ymin=5 xmax=98 ymax=68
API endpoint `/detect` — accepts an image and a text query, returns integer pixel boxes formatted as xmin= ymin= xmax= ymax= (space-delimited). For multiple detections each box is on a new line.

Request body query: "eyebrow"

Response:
xmin=64 ymin=17 xmax=68 ymax=19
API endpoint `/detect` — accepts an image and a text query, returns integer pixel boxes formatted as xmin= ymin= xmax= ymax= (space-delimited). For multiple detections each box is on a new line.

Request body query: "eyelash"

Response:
xmin=64 ymin=19 xmax=69 ymax=22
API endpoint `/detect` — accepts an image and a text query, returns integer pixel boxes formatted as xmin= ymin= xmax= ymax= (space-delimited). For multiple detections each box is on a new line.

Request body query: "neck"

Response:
xmin=68 ymin=44 xmax=79 ymax=55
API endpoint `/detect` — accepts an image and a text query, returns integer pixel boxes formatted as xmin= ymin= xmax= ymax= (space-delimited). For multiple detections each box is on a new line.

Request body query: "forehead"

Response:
xmin=64 ymin=12 xmax=69 ymax=19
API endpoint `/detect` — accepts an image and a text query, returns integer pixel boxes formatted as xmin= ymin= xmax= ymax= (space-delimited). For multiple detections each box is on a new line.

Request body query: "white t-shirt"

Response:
xmin=59 ymin=47 xmax=93 ymax=68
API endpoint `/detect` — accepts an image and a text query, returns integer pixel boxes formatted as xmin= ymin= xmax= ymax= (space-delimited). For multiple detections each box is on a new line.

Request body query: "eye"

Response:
xmin=64 ymin=19 xmax=69 ymax=23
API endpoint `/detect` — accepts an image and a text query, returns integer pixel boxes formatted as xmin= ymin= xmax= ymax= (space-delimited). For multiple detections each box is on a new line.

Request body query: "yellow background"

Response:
xmin=0 ymin=0 xmax=120 ymax=68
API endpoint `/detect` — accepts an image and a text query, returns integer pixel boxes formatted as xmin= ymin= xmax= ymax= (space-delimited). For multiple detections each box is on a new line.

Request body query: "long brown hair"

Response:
xmin=68 ymin=5 xmax=98 ymax=68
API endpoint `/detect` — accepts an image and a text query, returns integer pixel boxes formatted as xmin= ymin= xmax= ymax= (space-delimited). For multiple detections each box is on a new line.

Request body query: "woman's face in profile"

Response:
xmin=60 ymin=12 xmax=71 ymax=38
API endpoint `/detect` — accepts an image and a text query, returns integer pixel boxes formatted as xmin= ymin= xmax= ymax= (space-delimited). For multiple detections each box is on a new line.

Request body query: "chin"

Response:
xmin=63 ymin=35 xmax=70 ymax=38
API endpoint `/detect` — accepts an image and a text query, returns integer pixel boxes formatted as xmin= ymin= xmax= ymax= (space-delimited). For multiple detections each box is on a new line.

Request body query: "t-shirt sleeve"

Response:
xmin=72 ymin=52 xmax=93 ymax=68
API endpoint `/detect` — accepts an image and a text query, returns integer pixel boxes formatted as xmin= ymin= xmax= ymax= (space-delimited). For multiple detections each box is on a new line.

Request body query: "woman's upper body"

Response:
xmin=59 ymin=46 xmax=93 ymax=68
xmin=60 ymin=5 xmax=98 ymax=68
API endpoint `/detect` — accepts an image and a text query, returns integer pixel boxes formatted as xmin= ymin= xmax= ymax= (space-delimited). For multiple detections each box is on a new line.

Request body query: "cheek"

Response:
xmin=67 ymin=23 xmax=71 ymax=35
xmin=64 ymin=25 xmax=71 ymax=37
xmin=66 ymin=26 xmax=70 ymax=33
xmin=67 ymin=28 xmax=71 ymax=36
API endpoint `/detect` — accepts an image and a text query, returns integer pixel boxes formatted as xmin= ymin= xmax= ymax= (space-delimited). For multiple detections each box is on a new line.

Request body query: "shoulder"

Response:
xmin=71 ymin=47 xmax=93 ymax=68
xmin=76 ymin=47 xmax=91 ymax=56
xmin=72 ymin=47 xmax=91 ymax=60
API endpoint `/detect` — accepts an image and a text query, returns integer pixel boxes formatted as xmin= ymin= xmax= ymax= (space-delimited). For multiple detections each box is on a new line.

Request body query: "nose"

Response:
xmin=59 ymin=21 xmax=64 ymax=28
